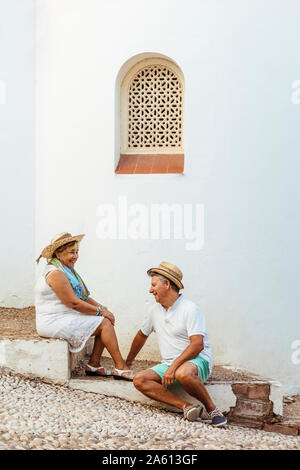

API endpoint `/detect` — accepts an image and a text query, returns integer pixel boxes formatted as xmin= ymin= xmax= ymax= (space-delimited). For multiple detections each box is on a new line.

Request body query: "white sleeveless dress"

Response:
xmin=35 ymin=265 xmax=103 ymax=353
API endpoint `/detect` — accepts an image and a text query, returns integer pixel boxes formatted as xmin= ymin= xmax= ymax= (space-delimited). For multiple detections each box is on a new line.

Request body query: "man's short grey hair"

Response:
xmin=149 ymin=273 xmax=180 ymax=292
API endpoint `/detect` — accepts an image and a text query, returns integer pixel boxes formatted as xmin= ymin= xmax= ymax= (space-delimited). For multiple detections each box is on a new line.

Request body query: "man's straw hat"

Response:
xmin=36 ymin=232 xmax=85 ymax=262
xmin=147 ymin=261 xmax=184 ymax=290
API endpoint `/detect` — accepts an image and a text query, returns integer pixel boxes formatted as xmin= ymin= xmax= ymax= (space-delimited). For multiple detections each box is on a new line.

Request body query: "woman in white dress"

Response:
xmin=35 ymin=232 xmax=133 ymax=381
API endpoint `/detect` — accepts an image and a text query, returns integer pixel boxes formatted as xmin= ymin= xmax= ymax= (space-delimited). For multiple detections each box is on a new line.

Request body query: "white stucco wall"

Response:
xmin=0 ymin=0 xmax=35 ymax=307
xmin=35 ymin=0 xmax=300 ymax=393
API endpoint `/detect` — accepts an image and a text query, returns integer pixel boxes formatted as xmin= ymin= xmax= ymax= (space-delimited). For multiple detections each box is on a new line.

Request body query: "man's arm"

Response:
xmin=162 ymin=335 xmax=204 ymax=388
xmin=126 ymin=329 xmax=148 ymax=366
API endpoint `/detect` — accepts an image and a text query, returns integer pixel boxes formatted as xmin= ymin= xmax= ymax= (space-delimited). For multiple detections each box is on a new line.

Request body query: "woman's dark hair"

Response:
xmin=54 ymin=241 xmax=78 ymax=257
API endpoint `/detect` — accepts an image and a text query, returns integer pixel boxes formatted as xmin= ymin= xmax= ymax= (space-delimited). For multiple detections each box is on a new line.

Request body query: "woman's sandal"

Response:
xmin=85 ymin=364 xmax=113 ymax=377
xmin=112 ymin=368 xmax=134 ymax=382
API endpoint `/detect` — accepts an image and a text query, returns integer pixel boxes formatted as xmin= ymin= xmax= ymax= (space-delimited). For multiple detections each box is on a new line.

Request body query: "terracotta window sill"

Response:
xmin=115 ymin=154 xmax=184 ymax=174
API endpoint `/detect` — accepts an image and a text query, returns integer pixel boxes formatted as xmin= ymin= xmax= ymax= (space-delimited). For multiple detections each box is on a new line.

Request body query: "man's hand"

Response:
xmin=101 ymin=307 xmax=115 ymax=326
xmin=162 ymin=365 xmax=177 ymax=388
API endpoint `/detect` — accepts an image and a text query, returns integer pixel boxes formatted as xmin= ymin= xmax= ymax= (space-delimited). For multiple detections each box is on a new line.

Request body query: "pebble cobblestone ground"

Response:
xmin=0 ymin=370 xmax=299 ymax=451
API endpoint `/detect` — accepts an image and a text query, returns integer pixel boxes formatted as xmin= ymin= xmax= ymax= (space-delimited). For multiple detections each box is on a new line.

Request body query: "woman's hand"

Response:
xmin=101 ymin=307 xmax=115 ymax=326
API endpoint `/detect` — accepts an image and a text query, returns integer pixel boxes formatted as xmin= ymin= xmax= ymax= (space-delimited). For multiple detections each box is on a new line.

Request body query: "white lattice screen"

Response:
xmin=121 ymin=59 xmax=184 ymax=154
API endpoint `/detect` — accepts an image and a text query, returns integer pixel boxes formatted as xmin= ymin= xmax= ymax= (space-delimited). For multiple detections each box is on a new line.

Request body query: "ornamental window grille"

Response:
xmin=120 ymin=58 xmax=184 ymax=155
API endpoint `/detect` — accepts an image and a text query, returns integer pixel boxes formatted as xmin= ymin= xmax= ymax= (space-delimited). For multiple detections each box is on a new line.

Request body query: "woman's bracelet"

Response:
xmin=96 ymin=306 xmax=102 ymax=316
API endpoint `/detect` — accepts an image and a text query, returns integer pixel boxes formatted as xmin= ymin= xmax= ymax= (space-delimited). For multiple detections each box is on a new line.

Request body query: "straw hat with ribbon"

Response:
xmin=36 ymin=232 xmax=85 ymax=263
xmin=147 ymin=261 xmax=184 ymax=290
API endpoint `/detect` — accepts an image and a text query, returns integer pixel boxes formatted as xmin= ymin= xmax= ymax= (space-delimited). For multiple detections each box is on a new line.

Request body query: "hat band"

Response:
xmin=154 ymin=267 xmax=182 ymax=283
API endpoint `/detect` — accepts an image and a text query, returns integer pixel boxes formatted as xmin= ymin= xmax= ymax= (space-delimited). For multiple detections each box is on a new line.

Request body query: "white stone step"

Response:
xmin=0 ymin=336 xmax=94 ymax=384
xmin=68 ymin=375 xmax=283 ymax=416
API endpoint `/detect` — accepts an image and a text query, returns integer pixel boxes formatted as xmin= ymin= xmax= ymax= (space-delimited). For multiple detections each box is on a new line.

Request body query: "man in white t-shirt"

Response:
xmin=126 ymin=262 xmax=227 ymax=427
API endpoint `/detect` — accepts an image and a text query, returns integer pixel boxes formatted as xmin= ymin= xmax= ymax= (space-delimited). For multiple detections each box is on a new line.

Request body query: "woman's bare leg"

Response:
xmin=89 ymin=318 xmax=130 ymax=376
xmin=87 ymin=335 xmax=105 ymax=368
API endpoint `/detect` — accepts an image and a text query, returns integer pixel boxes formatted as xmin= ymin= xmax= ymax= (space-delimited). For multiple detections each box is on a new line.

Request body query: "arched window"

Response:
xmin=116 ymin=58 xmax=184 ymax=174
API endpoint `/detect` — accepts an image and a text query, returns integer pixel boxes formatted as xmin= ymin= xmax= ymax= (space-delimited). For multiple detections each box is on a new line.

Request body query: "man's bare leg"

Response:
xmin=133 ymin=369 xmax=193 ymax=410
xmin=175 ymin=362 xmax=216 ymax=412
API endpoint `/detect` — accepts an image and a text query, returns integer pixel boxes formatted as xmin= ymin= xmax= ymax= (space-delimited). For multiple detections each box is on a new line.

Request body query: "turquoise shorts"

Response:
xmin=151 ymin=356 xmax=210 ymax=389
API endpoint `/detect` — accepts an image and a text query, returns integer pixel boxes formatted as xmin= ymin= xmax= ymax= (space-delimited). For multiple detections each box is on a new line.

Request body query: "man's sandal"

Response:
xmin=112 ymin=368 xmax=134 ymax=382
xmin=85 ymin=364 xmax=113 ymax=377
xmin=183 ymin=405 xmax=201 ymax=422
